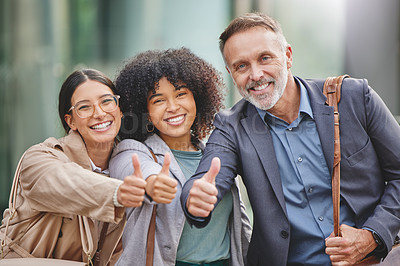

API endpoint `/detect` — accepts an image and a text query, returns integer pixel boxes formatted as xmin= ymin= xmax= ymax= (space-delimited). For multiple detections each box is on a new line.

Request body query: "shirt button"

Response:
xmin=308 ymin=187 xmax=313 ymax=193
xmin=297 ymin=157 xmax=303 ymax=162
xmin=318 ymin=216 xmax=324 ymax=221
xmin=288 ymin=128 xmax=293 ymax=131
xmin=280 ymin=230 xmax=289 ymax=239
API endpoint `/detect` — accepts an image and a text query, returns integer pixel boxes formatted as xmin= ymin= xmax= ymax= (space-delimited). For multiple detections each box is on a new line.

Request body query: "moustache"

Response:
xmin=245 ymin=78 xmax=275 ymax=91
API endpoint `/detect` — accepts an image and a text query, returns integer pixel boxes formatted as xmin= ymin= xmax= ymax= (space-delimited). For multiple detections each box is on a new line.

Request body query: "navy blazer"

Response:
xmin=181 ymin=77 xmax=400 ymax=266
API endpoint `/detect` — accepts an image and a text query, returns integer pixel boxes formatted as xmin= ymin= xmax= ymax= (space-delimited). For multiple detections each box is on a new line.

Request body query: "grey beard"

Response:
xmin=240 ymin=80 xmax=285 ymax=110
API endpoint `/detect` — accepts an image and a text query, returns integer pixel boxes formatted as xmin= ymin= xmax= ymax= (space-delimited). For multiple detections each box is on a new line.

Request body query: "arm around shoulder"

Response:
xmin=20 ymin=141 xmax=125 ymax=223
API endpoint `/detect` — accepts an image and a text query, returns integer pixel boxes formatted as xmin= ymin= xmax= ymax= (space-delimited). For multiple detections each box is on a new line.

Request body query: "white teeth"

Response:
xmin=253 ymin=83 xmax=270 ymax=91
xmin=91 ymin=121 xmax=111 ymax=129
xmin=166 ymin=115 xmax=184 ymax=123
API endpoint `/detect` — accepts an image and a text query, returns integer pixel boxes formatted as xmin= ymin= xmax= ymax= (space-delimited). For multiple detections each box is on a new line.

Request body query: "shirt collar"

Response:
xmin=256 ymin=77 xmax=314 ymax=122
xmin=298 ymin=78 xmax=313 ymax=118
xmin=89 ymin=159 xmax=110 ymax=176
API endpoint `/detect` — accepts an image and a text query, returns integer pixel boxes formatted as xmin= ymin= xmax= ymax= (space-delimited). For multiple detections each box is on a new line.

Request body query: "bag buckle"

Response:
xmin=9 ymin=209 xmax=16 ymax=220
xmin=86 ymin=252 xmax=94 ymax=266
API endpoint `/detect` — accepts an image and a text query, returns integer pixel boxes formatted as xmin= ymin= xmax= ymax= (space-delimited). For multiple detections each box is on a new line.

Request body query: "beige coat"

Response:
xmin=0 ymin=130 xmax=125 ymax=265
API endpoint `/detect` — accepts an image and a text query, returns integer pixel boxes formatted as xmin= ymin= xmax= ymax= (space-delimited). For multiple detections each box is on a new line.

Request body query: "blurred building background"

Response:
xmin=1 ymin=0 xmax=399 ymax=217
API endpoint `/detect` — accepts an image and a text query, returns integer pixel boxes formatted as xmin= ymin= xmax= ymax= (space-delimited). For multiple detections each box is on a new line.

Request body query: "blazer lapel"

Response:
xmin=240 ymin=104 xmax=287 ymax=216
xmin=59 ymin=130 xmax=92 ymax=170
xmin=300 ymin=77 xmax=335 ymax=175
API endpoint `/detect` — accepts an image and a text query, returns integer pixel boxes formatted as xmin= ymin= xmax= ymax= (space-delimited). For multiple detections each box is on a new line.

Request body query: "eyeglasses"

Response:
xmin=68 ymin=94 xmax=120 ymax=118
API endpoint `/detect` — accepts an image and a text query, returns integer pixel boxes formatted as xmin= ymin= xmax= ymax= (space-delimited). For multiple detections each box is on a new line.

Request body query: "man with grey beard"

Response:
xmin=180 ymin=12 xmax=400 ymax=266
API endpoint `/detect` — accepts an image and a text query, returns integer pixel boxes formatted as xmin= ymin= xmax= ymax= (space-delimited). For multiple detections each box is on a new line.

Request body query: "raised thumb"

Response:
xmin=203 ymin=157 xmax=220 ymax=184
xmin=131 ymin=153 xmax=143 ymax=178
xmin=160 ymin=152 xmax=171 ymax=175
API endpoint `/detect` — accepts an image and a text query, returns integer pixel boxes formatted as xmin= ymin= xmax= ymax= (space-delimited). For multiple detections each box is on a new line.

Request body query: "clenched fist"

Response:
xmin=325 ymin=224 xmax=378 ymax=265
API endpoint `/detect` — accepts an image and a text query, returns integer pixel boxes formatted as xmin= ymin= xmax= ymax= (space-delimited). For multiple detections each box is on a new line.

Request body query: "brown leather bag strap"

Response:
xmin=322 ymin=74 xmax=349 ymax=237
xmin=146 ymin=206 xmax=157 ymax=266
xmin=93 ymin=222 xmax=109 ymax=266
xmin=146 ymin=148 xmax=158 ymax=266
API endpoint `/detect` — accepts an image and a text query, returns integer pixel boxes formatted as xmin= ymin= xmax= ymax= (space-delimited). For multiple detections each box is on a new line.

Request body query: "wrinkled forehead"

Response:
xmin=223 ymin=27 xmax=283 ymax=62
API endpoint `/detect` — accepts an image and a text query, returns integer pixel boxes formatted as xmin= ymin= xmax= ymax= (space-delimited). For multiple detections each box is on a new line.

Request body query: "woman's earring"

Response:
xmin=146 ymin=121 xmax=155 ymax=133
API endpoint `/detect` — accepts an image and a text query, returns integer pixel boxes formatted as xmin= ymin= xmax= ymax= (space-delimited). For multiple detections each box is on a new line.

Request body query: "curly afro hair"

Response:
xmin=115 ymin=47 xmax=225 ymax=145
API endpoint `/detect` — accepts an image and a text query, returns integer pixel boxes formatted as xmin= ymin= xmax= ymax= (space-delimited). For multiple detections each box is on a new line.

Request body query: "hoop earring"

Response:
xmin=146 ymin=122 xmax=155 ymax=133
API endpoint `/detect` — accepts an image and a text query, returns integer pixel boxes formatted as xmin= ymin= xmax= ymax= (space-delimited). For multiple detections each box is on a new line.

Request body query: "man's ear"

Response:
xmin=64 ymin=114 xmax=77 ymax=130
xmin=286 ymin=45 xmax=293 ymax=69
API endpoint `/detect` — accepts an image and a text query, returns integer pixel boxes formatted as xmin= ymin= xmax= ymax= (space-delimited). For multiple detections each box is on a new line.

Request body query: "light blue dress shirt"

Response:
xmin=257 ymin=78 xmax=355 ymax=265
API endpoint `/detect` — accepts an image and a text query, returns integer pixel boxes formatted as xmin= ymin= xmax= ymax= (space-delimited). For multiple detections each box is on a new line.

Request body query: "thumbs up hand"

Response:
xmin=146 ymin=153 xmax=178 ymax=204
xmin=117 ymin=153 xmax=147 ymax=207
xmin=187 ymin=157 xmax=220 ymax=217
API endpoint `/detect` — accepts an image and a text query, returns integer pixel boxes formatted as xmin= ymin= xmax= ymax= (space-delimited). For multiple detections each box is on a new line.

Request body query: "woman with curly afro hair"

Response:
xmin=109 ymin=47 xmax=251 ymax=266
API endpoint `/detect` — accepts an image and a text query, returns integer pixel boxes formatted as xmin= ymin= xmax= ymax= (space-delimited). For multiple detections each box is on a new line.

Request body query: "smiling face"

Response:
xmin=223 ymin=26 xmax=292 ymax=110
xmin=147 ymin=77 xmax=196 ymax=148
xmin=64 ymin=79 xmax=122 ymax=149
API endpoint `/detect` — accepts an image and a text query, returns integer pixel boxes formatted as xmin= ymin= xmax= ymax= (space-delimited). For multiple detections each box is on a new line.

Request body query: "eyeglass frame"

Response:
xmin=68 ymin=94 xmax=121 ymax=118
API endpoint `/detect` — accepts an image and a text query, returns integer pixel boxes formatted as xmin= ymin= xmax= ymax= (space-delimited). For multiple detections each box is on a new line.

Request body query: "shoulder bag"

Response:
xmin=0 ymin=152 xmax=109 ymax=266
xmin=323 ymin=75 xmax=400 ymax=265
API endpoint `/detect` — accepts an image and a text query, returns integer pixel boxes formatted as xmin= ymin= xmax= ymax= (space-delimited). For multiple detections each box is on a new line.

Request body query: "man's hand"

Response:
xmin=145 ymin=153 xmax=178 ymax=204
xmin=325 ymin=224 xmax=378 ymax=265
xmin=117 ymin=154 xmax=147 ymax=207
xmin=186 ymin=157 xmax=220 ymax=217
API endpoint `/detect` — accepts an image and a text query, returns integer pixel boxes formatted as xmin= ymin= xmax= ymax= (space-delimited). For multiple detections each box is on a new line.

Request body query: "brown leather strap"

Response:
xmin=322 ymin=74 xmax=349 ymax=237
xmin=323 ymin=75 xmax=400 ymax=264
xmin=146 ymin=148 xmax=158 ymax=266
xmin=93 ymin=222 xmax=109 ymax=266
xmin=146 ymin=205 xmax=157 ymax=266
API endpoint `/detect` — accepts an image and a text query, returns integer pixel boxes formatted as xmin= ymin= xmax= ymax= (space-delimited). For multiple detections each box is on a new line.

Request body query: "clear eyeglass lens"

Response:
xmin=75 ymin=95 xmax=119 ymax=118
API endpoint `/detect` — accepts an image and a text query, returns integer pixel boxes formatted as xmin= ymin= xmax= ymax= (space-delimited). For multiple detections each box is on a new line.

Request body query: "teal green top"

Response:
xmin=171 ymin=149 xmax=232 ymax=264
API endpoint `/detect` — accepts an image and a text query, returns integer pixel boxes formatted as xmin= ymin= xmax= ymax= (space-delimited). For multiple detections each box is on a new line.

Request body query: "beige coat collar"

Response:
xmin=46 ymin=130 xmax=92 ymax=170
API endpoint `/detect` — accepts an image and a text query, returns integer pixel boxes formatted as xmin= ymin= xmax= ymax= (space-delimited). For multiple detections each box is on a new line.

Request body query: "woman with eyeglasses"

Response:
xmin=110 ymin=48 xmax=252 ymax=266
xmin=0 ymin=69 xmax=146 ymax=265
